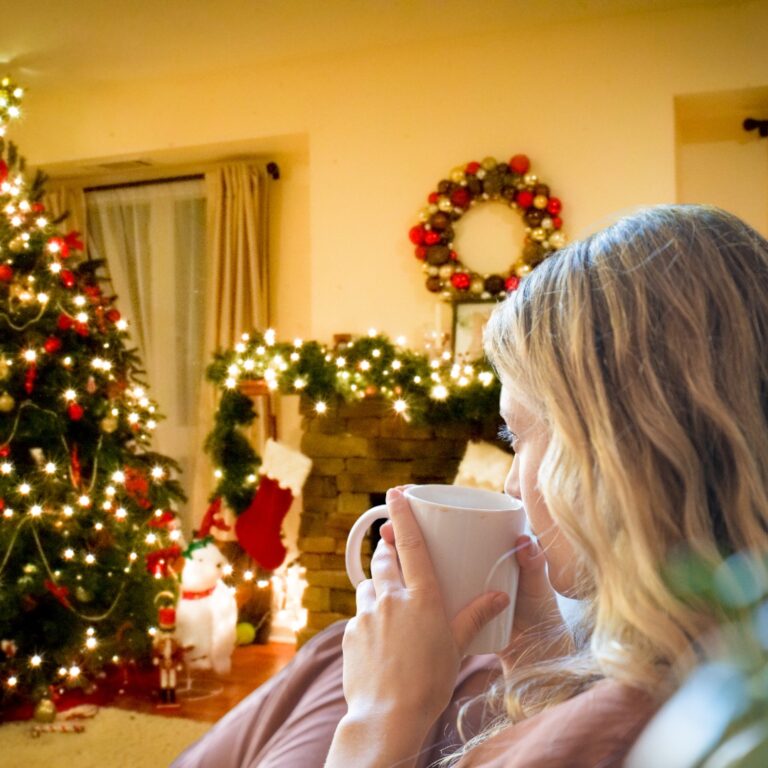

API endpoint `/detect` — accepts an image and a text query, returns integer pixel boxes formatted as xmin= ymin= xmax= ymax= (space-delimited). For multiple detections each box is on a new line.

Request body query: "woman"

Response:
xmin=176 ymin=205 xmax=768 ymax=767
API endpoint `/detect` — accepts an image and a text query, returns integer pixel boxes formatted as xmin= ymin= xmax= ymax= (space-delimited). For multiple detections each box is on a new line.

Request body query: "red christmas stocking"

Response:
xmin=234 ymin=439 xmax=312 ymax=571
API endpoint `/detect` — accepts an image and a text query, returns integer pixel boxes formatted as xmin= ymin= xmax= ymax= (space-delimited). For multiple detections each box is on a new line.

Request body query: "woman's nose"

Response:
xmin=504 ymin=454 xmax=521 ymax=499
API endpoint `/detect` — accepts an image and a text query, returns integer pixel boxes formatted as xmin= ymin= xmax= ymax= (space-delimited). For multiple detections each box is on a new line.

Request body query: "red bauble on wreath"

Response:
xmin=409 ymin=155 xmax=567 ymax=298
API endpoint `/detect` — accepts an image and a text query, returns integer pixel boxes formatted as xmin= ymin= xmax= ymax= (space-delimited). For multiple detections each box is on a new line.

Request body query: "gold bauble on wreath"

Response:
xmin=408 ymin=154 xmax=566 ymax=298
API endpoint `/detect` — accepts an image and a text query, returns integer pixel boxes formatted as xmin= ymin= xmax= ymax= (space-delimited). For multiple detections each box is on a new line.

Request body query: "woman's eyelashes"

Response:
xmin=498 ymin=424 xmax=519 ymax=450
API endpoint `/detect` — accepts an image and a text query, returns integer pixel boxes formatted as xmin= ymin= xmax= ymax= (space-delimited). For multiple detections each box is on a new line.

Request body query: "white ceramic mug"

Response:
xmin=345 ymin=484 xmax=526 ymax=655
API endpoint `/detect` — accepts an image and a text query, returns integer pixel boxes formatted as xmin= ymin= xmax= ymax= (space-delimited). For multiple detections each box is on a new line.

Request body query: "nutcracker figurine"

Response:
xmin=152 ymin=591 xmax=184 ymax=708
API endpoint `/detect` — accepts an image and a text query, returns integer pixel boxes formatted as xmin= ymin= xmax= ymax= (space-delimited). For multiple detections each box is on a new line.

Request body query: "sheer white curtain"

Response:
xmin=86 ymin=179 xmax=208 ymax=529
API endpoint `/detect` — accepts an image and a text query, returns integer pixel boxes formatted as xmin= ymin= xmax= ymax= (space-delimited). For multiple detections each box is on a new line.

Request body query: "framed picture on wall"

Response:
xmin=452 ymin=301 xmax=497 ymax=362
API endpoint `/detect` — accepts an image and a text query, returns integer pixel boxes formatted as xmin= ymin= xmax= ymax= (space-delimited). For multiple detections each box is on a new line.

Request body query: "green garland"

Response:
xmin=205 ymin=330 xmax=501 ymax=513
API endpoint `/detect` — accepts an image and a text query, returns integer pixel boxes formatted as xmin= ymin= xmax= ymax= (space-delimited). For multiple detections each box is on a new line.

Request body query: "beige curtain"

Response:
xmin=188 ymin=163 xmax=270 ymax=534
xmin=43 ymin=183 xmax=87 ymax=242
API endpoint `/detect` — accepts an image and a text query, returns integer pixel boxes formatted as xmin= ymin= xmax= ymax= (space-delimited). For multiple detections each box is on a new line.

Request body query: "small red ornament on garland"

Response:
xmin=410 ymin=154 xmax=567 ymax=297
xmin=59 ymin=270 xmax=76 ymax=289
xmin=57 ymin=313 xmax=73 ymax=331
xmin=24 ymin=363 xmax=36 ymax=394
xmin=67 ymin=403 xmax=84 ymax=421
xmin=44 ymin=336 xmax=62 ymax=354
xmin=0 ymin=264 xmax=13 ymax=282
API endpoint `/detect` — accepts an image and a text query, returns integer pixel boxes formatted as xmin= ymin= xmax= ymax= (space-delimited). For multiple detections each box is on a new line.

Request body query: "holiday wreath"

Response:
xmin=409 ymin=154 xmax=567 ymax=298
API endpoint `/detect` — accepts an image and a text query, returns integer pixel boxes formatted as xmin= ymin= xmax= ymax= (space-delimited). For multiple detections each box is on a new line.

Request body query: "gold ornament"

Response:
xmin=531 ymin=228 xmax=547 ymax=242
xmin=34 ymin=698 xmax=57 ymax=723
xmin=481 ymin=156 xmax=497 ymax=170
xmin=450 ymin=167 xmax=466 ymax=183
xmin=541 ymin=217 xmax=554 ymax=230
xmin=515 ymin=264 xmax=532 ymax=278
xmin=533 ymin=194 xmax=548 ymax=210
xmin=8 ymin=236 xmax=25 ymax=253
xmin=75 ymin=586 xmax=93 ymax=603
xmin=437 ymin=197 xmax=453 ymax=212
xmin=100 ymin=416 xmax=118 ymax=433
xmin=438 ymin=264 xmax=455 ymax=279
xmin=470 ymin=278 xmax=485 ymax=294
xmin=0 ymin=391 xmax=14 ymax=412
xmin=549 ymin=231 xmax=567 ymax=249
xmin=0 ymin=359 xmax=9 ymax=380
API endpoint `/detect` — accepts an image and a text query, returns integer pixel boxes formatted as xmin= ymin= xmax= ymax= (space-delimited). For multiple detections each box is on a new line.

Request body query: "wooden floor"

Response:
xmin=115 ymin=642 xmax=296 ymax=723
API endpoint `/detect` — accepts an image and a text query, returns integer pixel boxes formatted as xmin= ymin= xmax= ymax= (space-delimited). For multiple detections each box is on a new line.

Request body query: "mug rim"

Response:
xmin=404 ymin=483 xmax=521 ymax=513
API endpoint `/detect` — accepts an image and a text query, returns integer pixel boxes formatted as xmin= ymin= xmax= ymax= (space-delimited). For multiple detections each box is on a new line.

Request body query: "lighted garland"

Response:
xmin=409 ymin=154 xmax=567 ymax=298
xmin=205 ymin=330 xmax=501 ymax=513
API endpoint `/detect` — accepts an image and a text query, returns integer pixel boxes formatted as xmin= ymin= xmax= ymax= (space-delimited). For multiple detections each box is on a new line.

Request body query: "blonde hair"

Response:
xmin=457 ymin=205 xmax=768 ymax=750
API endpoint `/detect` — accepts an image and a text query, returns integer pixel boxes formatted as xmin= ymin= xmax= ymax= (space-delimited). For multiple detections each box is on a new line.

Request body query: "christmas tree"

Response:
xmin=0 ymin=78 xmax=185 ymax=713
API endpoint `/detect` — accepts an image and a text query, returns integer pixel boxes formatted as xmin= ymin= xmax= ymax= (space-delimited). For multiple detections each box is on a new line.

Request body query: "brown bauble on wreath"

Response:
xmin=408 ymin=155 xmax=567 ymax=298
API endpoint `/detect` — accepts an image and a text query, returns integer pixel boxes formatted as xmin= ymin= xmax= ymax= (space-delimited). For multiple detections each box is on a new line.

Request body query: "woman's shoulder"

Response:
xmin=456 ymin=678 xmax=658 ymax=768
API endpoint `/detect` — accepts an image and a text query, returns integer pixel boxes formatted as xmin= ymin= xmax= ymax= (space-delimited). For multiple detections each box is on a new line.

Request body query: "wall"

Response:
xmin=10 ymin=1 xmax=768 ymax=547
xmin=14 ymin=1 xmax=768 ymax=345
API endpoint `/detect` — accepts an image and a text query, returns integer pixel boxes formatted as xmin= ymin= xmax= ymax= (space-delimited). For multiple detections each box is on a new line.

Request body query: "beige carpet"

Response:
xmin=0 ymin=707 xmax=211 ymax=768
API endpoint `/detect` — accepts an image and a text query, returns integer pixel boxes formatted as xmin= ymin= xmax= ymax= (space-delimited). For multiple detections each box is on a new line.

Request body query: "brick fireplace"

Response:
xmin=296 ymin=395 xmax=499 ymax=646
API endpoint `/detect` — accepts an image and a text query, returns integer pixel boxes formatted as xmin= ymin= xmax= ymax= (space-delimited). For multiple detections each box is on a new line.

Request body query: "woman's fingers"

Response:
xmin=379 ymin=520 xmax=395 ymax=545
xmin=386 ymin=487 xmax=439 ymax=594
xmin=370 ymin=537 xmax=403 ymax=594
xmin=355 ymin=578 xmax=375 ymax=612
xmin=451 ymin=591 xmax=510 ymax=655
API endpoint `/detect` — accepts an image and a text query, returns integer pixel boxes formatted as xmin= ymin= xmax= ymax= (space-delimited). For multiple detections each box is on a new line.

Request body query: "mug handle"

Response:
xmin=345 ymin=504 xmax=390 ymax=586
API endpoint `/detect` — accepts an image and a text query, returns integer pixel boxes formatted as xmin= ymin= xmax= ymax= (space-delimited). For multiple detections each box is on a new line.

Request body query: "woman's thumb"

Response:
xmin=451 ymin=591 xmax=510 ymax=654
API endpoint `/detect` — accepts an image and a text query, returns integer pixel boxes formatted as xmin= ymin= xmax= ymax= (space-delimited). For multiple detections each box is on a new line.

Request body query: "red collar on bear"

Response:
xmin=181 ymin=586 xmax=216 ymax=600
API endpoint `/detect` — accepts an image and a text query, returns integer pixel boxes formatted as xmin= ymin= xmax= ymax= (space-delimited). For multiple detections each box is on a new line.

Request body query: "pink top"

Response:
xmin=456 ymin=679 xmax=657 ymax=767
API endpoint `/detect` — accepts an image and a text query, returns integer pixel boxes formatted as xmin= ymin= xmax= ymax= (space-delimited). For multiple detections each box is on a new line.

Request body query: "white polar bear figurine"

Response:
xmin=175 ymin=538 xmax=238 ymax=675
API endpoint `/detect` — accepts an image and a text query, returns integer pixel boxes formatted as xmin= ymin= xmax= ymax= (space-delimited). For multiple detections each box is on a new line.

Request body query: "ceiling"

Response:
xmin=1 ymin=0 xmax=739 ymax=90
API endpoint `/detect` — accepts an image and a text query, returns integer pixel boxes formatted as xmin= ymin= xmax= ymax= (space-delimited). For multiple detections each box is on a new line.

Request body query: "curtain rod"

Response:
xmin=84 ymin=173 xmax=204 ymax=193
xmin=84 ymin=161 xmax=281 ymax=193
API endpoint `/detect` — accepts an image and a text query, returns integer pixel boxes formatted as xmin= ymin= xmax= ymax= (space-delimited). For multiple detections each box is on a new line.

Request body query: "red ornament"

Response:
xmin=505 ymin=275 xmax=521 ymax=292
xmin=75 ymin=322 xmax=89 ymax=337
xmin=515 ymin=190 xmax=534 ymax=209
xmin=145 ymin=544 xmax=182 ymax=578
xmin=465 ymin=161 xmax=481 ymax=175
xmin=67 ymin=403 xmax=84 ymax=421
xmin=64 ymin=231 xmax=84 ymax=253
xmin=450 ymin=272 xmax=471 ymax=291
xmin=423 ymin=230 xmax=441 ymax=246
xmin=57 ymin=313 xmax=74 ymax=331
xmin=552 ymin=216 xmax=563 ymax=230
xmin=509 ymin=154 xmax=530 ymax=174
xmin=408 ymin=225 xmax=426 ymax=245
xmin=31 ymin=202 xmax=45 ymax=214
xmin=48 ymin=236 xmax=70 ymax=259
xmin=44 ymin=336 xmax=62 ymax=354
xmin=449 ymin=250 xmax=458 ymax=261
xmin=44 ymin=580 xmax=72 ymax=608
xmin=427 ymin=192 xmax=439 ymax=204
xmin=148 ymin=509 xmax=177 ymax=529
xmin=0 ymin=160 xmax=7 ymax=184
xmin=546 ymin=197 xmax=562 ymax=215
xmin=450 ymin=188 xmax=471 ymax=209
xmin=106 ymin=308 xmax=121 ymax=323
xmin=0 ymin=445 xmax=9 ymax=458
xmin=125 ymin=467 xmax=152 ymax=509
xmin=414 ymin=246 xmax=427 ymax=261
xmin=60 ymin=270 xmax=76 ymax=288
xmin=71 ymin=444 xmax=82 ymax=488
xmin=24 ymin=364 xmax=36 ymax=395
xmin=0 ymin=264 xmax=13 ymax=282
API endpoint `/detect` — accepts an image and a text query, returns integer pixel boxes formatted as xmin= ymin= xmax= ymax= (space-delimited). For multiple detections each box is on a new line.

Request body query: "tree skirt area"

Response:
xmin=0 ymin=707 xmax=210 ymax=768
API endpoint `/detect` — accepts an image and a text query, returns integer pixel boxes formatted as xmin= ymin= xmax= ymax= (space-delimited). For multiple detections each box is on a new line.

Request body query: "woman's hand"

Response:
xmin=498 ymin=534 xmax=573 ymax=676
xmin=325 ymin=487 xmax=509 ymax=768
